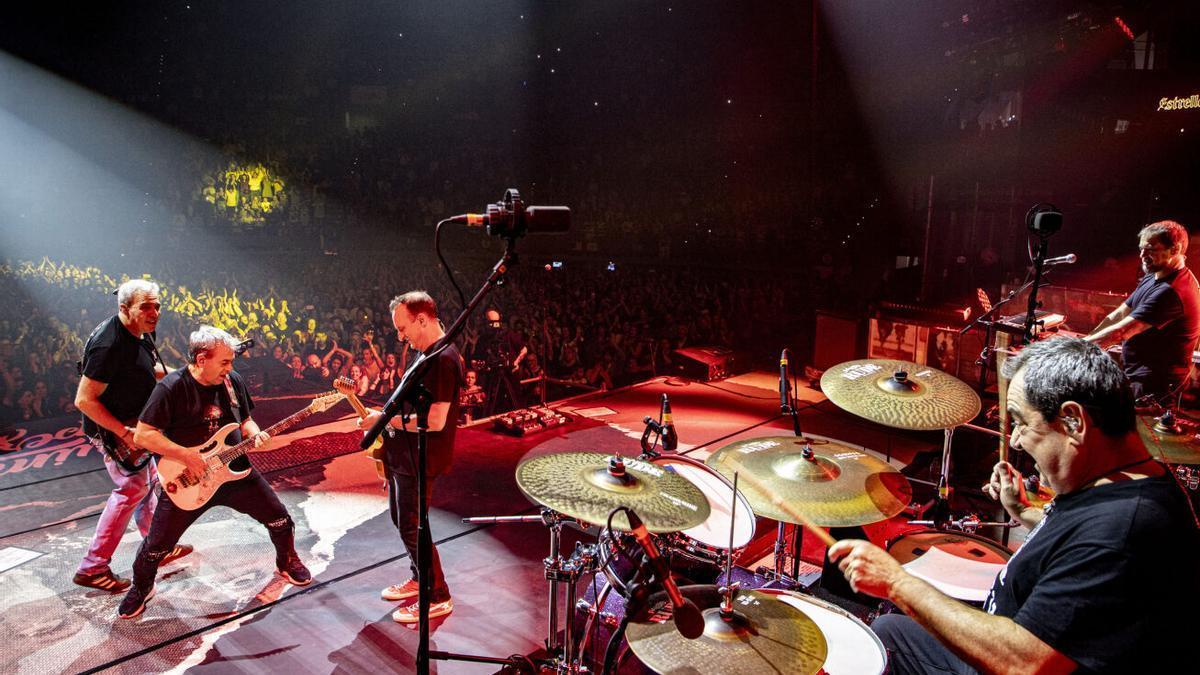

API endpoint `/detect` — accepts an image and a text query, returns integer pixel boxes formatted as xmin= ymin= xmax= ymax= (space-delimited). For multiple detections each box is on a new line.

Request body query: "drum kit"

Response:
xmin=472 ymin=358 xmax=1023 ymax=674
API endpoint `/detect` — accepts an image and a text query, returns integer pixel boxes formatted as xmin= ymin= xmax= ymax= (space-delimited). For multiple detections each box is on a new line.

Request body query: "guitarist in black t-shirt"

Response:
xmin=117 ymin=325 xmax=313 ymax=620
xmin=73 ymin=279 xmax=192 ymax=592
xmin=360 ymin=291 xmax=463 ymax=624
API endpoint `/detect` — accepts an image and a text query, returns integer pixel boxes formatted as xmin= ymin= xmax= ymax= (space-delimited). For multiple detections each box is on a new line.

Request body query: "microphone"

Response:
xmin=449 ymin=189 xmax=570 ymax=238
xmin=1044 ymin=253 xmax=1077 ymax=266
xmin=233 ymin=338 xmax=255 ymax=355
xmin=626 ymin=510 xmax=705 ymax=639
xmin=661 ymin=394 xmax=678 ymax=453
xmin=779 ymin=348 xmax=790 ymax=413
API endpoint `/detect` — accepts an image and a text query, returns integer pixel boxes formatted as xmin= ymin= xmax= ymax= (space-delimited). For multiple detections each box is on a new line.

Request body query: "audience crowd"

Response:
xmin=0 ymin=249 xmax=831 ymax=426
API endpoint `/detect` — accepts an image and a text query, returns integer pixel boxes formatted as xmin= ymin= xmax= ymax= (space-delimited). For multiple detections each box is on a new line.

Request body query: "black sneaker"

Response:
xmin=73 ymin=569 xmax=131 ymax=593
xmin=117 ymin=585 xmax=156 ymax=620
xmin=277 ymin=553 xmax=312 ymax=586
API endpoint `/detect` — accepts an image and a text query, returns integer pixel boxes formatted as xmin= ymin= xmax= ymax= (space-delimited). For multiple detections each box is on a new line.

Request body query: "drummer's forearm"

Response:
xmin=889 ymin=575 xmax=1072 ymax=674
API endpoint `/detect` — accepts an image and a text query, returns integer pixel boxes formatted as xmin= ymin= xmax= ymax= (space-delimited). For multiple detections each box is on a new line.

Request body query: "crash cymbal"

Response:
xmin=1137 ymin=413 xmax=1200 ymax=464
xmin=821 ymin=359 xmax=981 ymax=431
xmin=627 ymin=586 xmax=827 ymax=675
xmin=706 ymin=436 xmax=912 ymax=527
xmin=515 ymin=452 xmax=711 ymax=532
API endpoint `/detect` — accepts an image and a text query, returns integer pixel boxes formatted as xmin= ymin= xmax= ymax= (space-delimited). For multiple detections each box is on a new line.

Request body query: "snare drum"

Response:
xmin=887 ymin=530 xmax=1011 ymax=604
xmin=652 ymin=455 xmax=756 ymax=567
xmin=758 ymin=589 xmax=888 ymax=675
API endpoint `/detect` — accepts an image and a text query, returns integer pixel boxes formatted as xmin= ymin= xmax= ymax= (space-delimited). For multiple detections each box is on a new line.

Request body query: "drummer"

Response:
xmin=829 ymin=336 xmax=1200 ymax=674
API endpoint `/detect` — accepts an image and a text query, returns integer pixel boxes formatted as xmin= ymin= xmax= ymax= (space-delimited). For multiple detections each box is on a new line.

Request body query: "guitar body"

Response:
xmin=157 ymin=423 xmax=252 ymax=510
xmin=86 ymin=420 xmax=152 ymax=473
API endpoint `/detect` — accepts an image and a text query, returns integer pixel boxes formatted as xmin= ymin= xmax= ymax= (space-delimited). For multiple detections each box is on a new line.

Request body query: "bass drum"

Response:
xmin=887 ymin=529 xmax=1011 ymax=604
xmin=652 ymin=454 xmax=757 ymax=571
xmin=757 ymin=589 xmax=887 ymax=675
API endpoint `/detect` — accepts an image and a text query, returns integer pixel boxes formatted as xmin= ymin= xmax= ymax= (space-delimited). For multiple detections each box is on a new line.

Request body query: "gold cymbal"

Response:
xmin=706 ymin=436 xmax=912 ymax=527
xmin=1137 ymin=414 xmax=1200 ymax=464
xmin=627 ymin=586 xmax=827 ymax=675
xmin=515 ymin=452 xmax=711 ymax=532
xmin=821 ymin=359 xmax=981 ymax=430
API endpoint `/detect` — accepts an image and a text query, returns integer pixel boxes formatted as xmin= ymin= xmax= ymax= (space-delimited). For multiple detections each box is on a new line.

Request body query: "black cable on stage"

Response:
xmin=433 ymin=218 xmax=468 ymax=311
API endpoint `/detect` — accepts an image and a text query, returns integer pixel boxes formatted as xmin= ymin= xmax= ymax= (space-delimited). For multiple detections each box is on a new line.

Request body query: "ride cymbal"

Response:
xmin=515 ymin=452 xmax=710 ymax=532
xmin=706 ymin=436 xmax=911 ymax=527
xmin=821 ymin=359 xmax=981 ymax=431
xmin=1137 ymin=413 xmax=1200 ymax=464
xmin=627 ymin=586 xmax=827 ymax=675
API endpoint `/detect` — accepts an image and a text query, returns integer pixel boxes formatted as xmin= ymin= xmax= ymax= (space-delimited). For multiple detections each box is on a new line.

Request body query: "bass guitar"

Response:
xmin=156 ymin=390 xmax=345 ymax=510
xmin=332 ymin=376 xmax=387 ymax=480
xmin=86 ymin=421 xmax=151 ymax=473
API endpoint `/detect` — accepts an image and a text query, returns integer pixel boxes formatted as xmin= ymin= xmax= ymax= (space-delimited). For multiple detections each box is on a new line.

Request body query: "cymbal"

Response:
xmin=515 ymin=452 xmax=711 ymax=532
xmin=706 ymin=436 xmax=912 ymax=527
xmin=1137 ymin=414 xmax=1200 ymax=464
xmin=821 ymin=359 xmax=981 ymax=431
xmin=627 ymin=586 xmax=827 ymax=675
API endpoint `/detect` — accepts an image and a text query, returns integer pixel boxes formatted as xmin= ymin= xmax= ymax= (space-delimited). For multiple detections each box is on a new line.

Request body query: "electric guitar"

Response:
xmin=332 ymin=376 xmax=387 ymax=480
xmin=86 ymin=421 xmax=152 ymax=473
xmin=156 ymin=390 xmax=345 ymax=510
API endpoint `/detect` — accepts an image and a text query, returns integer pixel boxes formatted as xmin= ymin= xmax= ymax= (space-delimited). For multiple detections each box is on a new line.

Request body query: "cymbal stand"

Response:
xmin=757 ymin=444 xmax=815 ymax=587
xmin=906 ymin=426 xmax=1017 ymax=532
xmin=453 ymin=508 xmax=596 ymax=674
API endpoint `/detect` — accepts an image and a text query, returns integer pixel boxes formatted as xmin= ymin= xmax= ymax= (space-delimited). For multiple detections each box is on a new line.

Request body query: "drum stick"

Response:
xmin=721 ymin=457 xmax=837 ymax=548
xmin=995 ymin=332 xmax=1012 ymax=465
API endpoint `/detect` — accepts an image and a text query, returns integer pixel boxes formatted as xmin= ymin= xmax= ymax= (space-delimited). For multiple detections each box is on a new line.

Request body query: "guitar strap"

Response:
xmin=221 ymin=375 xmax=244 ymax=427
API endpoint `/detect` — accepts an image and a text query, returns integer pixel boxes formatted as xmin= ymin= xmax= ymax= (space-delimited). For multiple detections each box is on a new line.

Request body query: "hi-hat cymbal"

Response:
xmin=1137 ymin=414 xmax=1200 ymax=464
xmin=706 ymin=436 xmax=912 ymax=527
xmin=627 ymin=586 xmax=828 ymax=675
xmin=515 ymin=452 xmax=711 ymax=532
xmin=821 ymin=359 xmax=981 ymax=431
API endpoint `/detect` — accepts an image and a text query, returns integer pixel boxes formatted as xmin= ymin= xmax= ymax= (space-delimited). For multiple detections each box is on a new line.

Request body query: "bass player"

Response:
xmin=74 ymin=279 xmax=192 ymax=592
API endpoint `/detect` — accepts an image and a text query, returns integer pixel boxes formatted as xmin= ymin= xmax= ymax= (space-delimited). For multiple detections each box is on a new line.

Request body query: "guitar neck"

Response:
xmin=216 ymin=407 xmax=315 ymax=465
xmin=345 ymin=392 xmax=370 ymax=419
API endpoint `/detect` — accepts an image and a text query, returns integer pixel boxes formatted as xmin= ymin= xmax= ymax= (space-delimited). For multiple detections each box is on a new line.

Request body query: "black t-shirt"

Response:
xmin=1122 ymin=267 xmax=1200 ymax=387
xmin=140 ymin=368 xmax=255 ymax=472
xmin=385 ymin=343 xmax=463 ymax=477
xmin=79 ymin=316 xmax=160 ymax=436
xmin=983 ymin=474 xmax=1200 ymax=673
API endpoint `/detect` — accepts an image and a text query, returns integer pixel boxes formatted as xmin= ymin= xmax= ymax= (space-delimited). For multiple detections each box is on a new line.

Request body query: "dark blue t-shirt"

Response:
xmin=1122 ymin=267 xmax=1200 ymax=389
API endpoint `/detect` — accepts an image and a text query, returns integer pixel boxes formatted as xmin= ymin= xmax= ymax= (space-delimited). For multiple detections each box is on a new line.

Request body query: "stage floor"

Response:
xmin=0 ymin=372 xmax=949 ymax=674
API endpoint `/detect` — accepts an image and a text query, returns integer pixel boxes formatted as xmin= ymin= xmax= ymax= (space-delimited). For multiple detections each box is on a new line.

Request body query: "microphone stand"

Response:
xmin=361 ymin=236 xmax=521 ymax=675
xmin=1022 ymin=236 xmax=1052 ymax=345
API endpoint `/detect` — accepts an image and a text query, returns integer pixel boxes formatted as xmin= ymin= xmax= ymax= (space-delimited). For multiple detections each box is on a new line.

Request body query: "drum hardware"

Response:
xmin=906 ymin=514 xmax=1018 ymax=532
xmin=460 ymin=508 xmax=600 ymax=674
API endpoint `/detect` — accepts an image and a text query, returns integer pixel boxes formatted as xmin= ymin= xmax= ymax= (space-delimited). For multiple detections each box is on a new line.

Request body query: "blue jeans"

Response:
xmin=871 ymin=613 xmax=978 ymax=674
xmin=77 ymin=453 xmax=158 ymax=575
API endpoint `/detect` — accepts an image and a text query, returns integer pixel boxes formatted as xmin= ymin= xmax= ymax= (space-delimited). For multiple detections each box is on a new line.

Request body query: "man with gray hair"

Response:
xmin=829 ymin=337 xmax=1199 ymax=673
xmin=74 ymin=278 xmax=192 ymax=592
xmin=1087 ymin=220 xmax=1200 ymax=405
xmin=117 ymin=325 xmax=311 ymax=619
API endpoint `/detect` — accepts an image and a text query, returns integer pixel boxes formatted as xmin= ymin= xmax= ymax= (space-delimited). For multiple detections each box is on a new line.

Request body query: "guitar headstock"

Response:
xmin=308 ymin=390 xmax=346 ymax=414
xmin=333 ymin=376 xmax=356 ymax=396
